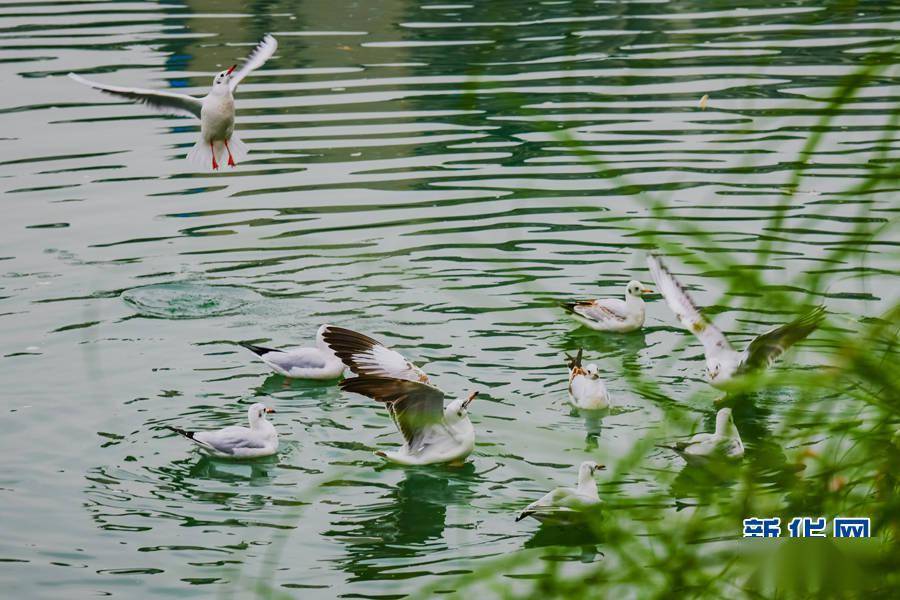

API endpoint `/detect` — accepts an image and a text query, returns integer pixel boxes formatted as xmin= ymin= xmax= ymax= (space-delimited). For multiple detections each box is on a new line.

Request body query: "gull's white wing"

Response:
xmin=685 ymin=435 xmax=743 ymax=459
xmin=68 ymin=73 xmax=202 ymax=118
xmin=561 ymin=299 xmax=627 ymax=327
xmin=682 ymin=436 xmax=721 ymax=457
xmin=517 ymin=487 xmax=600 ymax=521
xmin=741 ymin=306 xmax=826 ymax=371
xmin=194 ymin=426 xmax=267 ymax=455
xmin=581 ymin=298 xmax=629 ymax=322
xmin=647 ymin=254 xmax=733 ymax=356
xmin=261 ymin=348 xmax=327 ymax=372
xmin=664 ymin=432 xmax=713 ymax=454
xmin=229 ymin=34 xmax=278 ymax=92
xmin=516 ymin=487 xmax=570 ymax=520
xmin=323 ymin=326 xmax=429 ymax=382
xmin=240 ymin=343 xmax=331 ymax=373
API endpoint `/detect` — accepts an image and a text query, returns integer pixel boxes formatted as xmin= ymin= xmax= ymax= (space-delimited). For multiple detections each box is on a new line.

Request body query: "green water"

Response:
xmin=1 ymin=0 xmax=897 ymax=597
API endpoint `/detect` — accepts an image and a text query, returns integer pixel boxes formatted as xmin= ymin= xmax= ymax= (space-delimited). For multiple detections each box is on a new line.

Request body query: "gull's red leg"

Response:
xmin=224 ymin=139 xmax=236 ymax=167
xmin=210 ymin=142 xmax=219 ymax=170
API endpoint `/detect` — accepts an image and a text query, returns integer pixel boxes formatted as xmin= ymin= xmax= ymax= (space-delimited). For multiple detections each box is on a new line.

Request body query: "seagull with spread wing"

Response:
xmin=322 ymin=326 xmax=430 ymax=383
xmin=561 ymin=280 xmax=652 ymax=332
xmin=647 ymin=254 xmax=825 ymax=388
xmin=165 ymin=402 xmax=278 ymax=459
xmin=68 ymin=34 xmax=277 ymax=170
xmin=340 ymin=375 xmax=478 ymax=466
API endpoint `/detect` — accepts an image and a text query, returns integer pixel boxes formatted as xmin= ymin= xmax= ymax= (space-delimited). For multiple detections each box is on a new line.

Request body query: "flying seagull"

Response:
xmin=647 ymin=254 xmax=825 ymax=387
xmin=68 ymin=34 xmax=277 ymax=170
xmin=516 ymin=461 xmax=605 ymax=523
xmin=166 ymin=402 xmax=278 ymax=458
xmin=340 ymin=376 xmax=477 ymax=466
xmin=659 ymin=407 xmax=744 ymax=464
xmin=565 ymin=349 xmax=611 ymax=411
xmin=561 ymin=280 xmax=652 ymax=332
xmin=322 ymin=325 xmax=430 ymax=383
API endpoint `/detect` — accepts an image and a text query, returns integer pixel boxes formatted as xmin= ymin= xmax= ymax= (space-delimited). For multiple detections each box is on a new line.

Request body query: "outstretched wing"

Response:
xmin=323 ymin=326 xmax=429 ymax=382
xmin=230 ymin=34 xmax=278 ymax=92
xmin=340 ymin=376 xmax=445 ymax=446
xmin=68 ymin=73 xmax=202 ymax=118
xmin=647 ymin=254 xmax=733 ymax=356
xmin=742 ymin=306 xmax=826 ymax=371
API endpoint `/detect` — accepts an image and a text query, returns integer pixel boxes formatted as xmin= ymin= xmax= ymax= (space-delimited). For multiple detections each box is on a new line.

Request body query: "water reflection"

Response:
xmin=253 ymin=372 xmax=344 ymax=396
xmin=560 ymin=327 xmax=649 ymax=362
xmin=524 ymin=522 xmax=605 ymax=562
xmin=669 ymin=461 xmax=741 ymax=502
xmin=324 ymin=467 xmax=478 ymax=581
xmin=186 ymin=455 xmax=279 ymax=484
xmin=580 ymin=408 xmax=608 ymax=450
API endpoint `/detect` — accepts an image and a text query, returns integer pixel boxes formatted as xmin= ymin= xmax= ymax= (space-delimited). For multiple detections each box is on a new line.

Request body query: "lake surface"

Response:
xmin=1 ymin=0 xmax=896 ymax=597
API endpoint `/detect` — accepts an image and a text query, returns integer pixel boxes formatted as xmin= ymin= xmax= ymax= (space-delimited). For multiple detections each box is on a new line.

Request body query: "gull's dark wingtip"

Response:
xmin=239 ymin=342 xmax=276 ymax=357
xmin=565 ymin=348 xmax=584 ymax=370
xmin=165 ymin=425 xmax=195 ymax=440
xmin=559 ymin=301 xmax=578 ymax=315
xmin=656 ymin=443 xmax=683 ymax=453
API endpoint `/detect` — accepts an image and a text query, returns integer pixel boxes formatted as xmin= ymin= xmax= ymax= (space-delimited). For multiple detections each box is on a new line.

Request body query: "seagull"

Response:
xmin=321 ymin=326 xmax=429 ymax=383
xmin=647 ymin=254 xmax=826 ymax=388
xmin=68 ymin=34 xmax=277 ymax=170
xmin=516 ymin=461 xmax=605 ymax=523
xmin=660 ymin=408 xmax=744 ymax=464
xmin=565 ymin=349 xmax=610 ymax=410
xmin=340 ymin=376 xmax=478 ymax=466
xmin=561 ymin=280 xmax=652 ymax=332
xmin=166 ymin=402 xmax=278 ymax=458
xmin=239 ymin=324 xmax=346 ymax=380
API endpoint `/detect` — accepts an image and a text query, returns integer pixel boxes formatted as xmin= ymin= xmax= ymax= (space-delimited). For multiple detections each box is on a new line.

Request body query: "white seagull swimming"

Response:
xmin=647 ymin=254 xmax=826 ymax=388
xmin=68 ymin=34 xmax=277 ymax=170
xmin=239 ymin=324 xmax=346 ymax=380
xmin=340 ymin=376 xmax=478 ymax=466
xmin=565 ymin=349 xmax=611 ymax=410
xmin=660 ymin=407 xmax=744 ymax=464
xmin=561 ymin=280 xmax=652 ymax=332
xmin=322 ymin=326 xmax=430 ymax=383
xmin=516 ymin=461 xmax=605 ymax=523
xmin=166 ymin=402 xmax=278 ymax=458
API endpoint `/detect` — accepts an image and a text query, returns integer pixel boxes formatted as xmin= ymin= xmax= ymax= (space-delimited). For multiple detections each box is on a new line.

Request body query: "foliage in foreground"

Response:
xmin=412 ymin=53 xmax=900 ymax=600
xmin=242 ymin=48 xmax=899 ymax=600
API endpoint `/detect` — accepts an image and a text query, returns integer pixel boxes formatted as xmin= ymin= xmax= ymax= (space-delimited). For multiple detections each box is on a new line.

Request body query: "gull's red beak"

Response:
xmin=463 ymin=391 xmax=478 ymax=409
xmin=642 ymin=288 xmax=653 ymax=294
xmin=226 ymin=64 xmax=237 ymax=75
xmin=265 ymin=407 xmax=276 ymax=414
